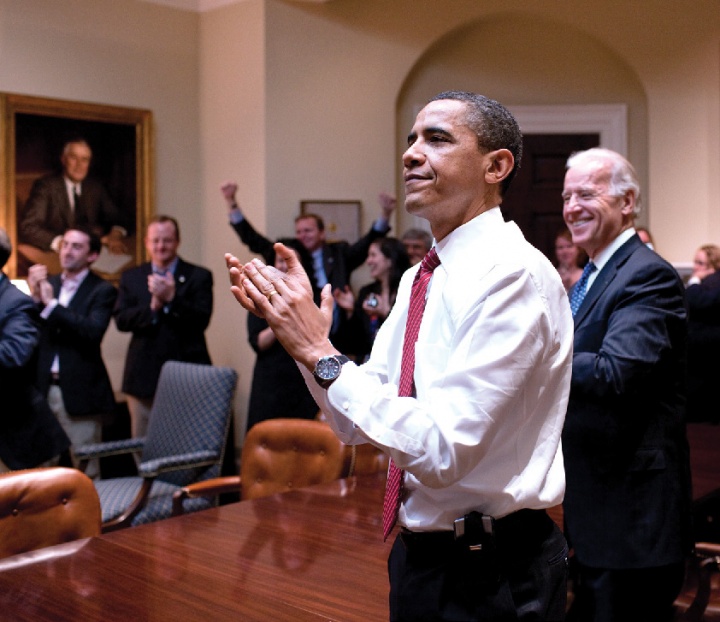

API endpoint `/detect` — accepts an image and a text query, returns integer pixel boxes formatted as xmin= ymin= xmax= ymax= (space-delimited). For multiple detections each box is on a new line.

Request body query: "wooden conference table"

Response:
xmin=0 ymin=423 xmax=717 ymax=621
xmin=0 ymin=474 xmax=393 ymax=622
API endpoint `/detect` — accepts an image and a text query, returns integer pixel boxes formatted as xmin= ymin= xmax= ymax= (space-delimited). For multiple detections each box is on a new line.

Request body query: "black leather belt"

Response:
xmin=400 ymin=509 xmax=552 ymax=553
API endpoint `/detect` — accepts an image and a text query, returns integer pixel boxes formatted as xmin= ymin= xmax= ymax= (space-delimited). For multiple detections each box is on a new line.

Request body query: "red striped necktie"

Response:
xmin=382 ymin=247 xmax=441 ymax=540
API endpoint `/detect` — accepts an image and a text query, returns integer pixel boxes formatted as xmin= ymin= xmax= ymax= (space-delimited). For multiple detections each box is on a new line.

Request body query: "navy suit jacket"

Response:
xmin=562 ymin=234 xmax=693 ymax=568
xmin=0 ymin=276 xmax=70 ymax=468
xmin=113 ymin=258 xmax=213 ymax=398
xmin=35 ymin=271 xmax=118 ymax=417
xmin=19 ymin=174 xmax=122 ymax=251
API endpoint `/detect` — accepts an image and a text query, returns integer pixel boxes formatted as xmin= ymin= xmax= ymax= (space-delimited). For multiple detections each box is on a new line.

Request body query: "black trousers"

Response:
xmin=388 ymin=511 xmax=569 ymax=621
xmin=565 ymin=560 xmax=685 ymax=622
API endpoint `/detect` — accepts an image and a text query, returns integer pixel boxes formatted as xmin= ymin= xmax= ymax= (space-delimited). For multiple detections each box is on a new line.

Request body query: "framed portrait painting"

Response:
xmin=0 ymin=93 xmax=153 ymax=280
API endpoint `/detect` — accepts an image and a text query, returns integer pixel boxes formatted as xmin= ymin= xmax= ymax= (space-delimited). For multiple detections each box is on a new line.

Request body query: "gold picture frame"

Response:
xmin=300 ymin=200 xmax=361 ymax=243
xmin=0 ymin=93 xmax=153 ymax=280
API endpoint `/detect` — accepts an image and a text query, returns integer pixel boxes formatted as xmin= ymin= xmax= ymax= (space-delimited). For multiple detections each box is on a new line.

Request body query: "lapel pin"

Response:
xmin=178 ymin=275 xmax=186 ymax=284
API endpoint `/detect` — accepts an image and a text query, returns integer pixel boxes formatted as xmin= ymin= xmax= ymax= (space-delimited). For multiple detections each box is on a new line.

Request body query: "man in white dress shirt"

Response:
xmin=226 ymin=91 xmax=574 ymax=621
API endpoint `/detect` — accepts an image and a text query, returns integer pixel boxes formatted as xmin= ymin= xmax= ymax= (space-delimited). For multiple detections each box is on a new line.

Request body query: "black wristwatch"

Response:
xmin=313 ymin=355 xmax=350 ymax=389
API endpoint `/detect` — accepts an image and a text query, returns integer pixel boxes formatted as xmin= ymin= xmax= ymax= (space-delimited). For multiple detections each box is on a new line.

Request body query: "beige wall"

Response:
xmin=0 ymin=0 xmax=202 ymax=401
xmin=200 ymin=0 xmax=266 ymax=438
xmin=2 ymin=0 xmax=719 ymax=454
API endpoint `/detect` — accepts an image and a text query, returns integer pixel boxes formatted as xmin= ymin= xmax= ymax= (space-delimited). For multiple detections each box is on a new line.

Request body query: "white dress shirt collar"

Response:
xmin=586 ymin=227 xmax=637 ymax=290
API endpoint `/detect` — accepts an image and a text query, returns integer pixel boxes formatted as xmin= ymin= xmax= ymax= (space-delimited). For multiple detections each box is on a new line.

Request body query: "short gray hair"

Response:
xmin=401 ymin=228 xmax=433 ymax=250
xmin=566 ymin=148 xmax=642 ymax=216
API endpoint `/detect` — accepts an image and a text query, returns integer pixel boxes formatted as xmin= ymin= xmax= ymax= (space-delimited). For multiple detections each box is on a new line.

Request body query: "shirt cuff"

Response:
xmin=372 ymin=217 xmax=390 ymax=233
xmin=41 ymin=299 xmax=59 ymax=319
xmin=229 ymin=207 xmax=244 ymax=225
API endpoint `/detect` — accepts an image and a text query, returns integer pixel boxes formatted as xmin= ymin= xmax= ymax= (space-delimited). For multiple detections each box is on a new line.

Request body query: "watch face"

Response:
xmin=316 ymin=356 xmax=341 ymax=381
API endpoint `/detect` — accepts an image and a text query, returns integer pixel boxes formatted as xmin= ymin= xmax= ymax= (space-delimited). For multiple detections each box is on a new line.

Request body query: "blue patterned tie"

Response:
xmin=569 ymin=262 xmax=597 ymax=316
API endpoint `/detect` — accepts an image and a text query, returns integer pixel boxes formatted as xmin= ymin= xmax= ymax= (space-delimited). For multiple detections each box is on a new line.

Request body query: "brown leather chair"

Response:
xmin=674 ymin=488 xmax=720 ymax=621
xmin=0 ymin=467 xmax=101 ymax=560
xmin=315 ymin=409 xmax=389 ymax=477
xmin=172 ymin=418 xmax=347 ymax=515
xmin=345 ymin=443 xmax=389 ymax=476
xmin=674 ymin=543 xmax=720 ymax=621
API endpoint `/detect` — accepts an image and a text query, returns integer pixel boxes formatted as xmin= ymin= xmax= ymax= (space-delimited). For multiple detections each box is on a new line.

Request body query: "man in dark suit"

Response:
xmin=27 ymin=226 xmax=117 ymax=477
xmin=561 ymin=148 xmax=692 ymax=622
xmin=0 ymin=226 xmax=70 ymax=471
xmin=220 ymin=184 xmax=394 ymax=342
xmin=220 ymin=182 xmax=395 ymax=294
xmin=114 ymin=215 xmax=213 ymax=437
xmin=19 ymin=138 xmax=127 ymax=256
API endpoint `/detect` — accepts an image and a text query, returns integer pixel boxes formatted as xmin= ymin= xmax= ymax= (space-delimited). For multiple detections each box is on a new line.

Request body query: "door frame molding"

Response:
xmin=509 ymin=104 xmax=627 ymax=156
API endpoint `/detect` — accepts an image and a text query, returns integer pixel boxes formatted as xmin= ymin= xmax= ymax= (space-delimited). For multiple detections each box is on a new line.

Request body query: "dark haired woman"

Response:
xmin=334 ymin=237 xmax=410 ymax=363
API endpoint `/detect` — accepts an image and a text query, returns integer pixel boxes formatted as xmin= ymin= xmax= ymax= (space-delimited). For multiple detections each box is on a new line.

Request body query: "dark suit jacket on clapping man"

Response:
xmin=0 ymin=275 xmax=70 ymax=469
xmin=34 ymin=270 xmax=117 ymax=417
xmin=114 ymin=257 xmax=213 ymax=399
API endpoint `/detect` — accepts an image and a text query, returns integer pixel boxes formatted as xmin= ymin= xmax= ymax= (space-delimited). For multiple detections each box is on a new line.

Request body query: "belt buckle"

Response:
xmin=453 ymin=513 xmax=494 ymax=539
xmin=454 ymin=512 xmax=495 ymax=552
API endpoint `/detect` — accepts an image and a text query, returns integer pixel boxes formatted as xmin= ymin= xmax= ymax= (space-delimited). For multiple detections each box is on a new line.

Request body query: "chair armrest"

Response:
xmin=680 ymin=542 xmax=720 ymax=622
xmin=171 ymin=476 xmax=242 ymax=516
xmin=74 ymin=437 xmax=146 ymax=460
xmin=138 ymin=450 xmax=219 ymax=478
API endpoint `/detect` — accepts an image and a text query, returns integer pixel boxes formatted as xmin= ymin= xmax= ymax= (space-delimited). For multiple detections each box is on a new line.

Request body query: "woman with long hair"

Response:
xmin=334 ymin=237 xmax=410 ymax=363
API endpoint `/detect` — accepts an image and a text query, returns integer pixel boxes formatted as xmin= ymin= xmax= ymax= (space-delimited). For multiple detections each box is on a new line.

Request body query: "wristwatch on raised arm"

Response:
xmin=313 ymin=355 xmax=350 ymax=389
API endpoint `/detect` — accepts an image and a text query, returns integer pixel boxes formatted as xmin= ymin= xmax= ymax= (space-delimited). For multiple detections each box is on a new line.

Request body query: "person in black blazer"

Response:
xmin=561 ymin=148 xmax=692 ymax=622
xmin=685 ymin=268 xmax=720 ymax=423
xmin=0 ymin=227 xmax=70 ymax=471
xmin=114 ymin=215 xmax=213 ymax=438
xmin=245 ymin=238 xmax=320 ymax=432
xmin=220 ymin=182 xmax=395 ymax=294
xmin=28 ymin=227 xmax=117 ymax=477
xmin=18 ymin=138 xmax=127 ymax=255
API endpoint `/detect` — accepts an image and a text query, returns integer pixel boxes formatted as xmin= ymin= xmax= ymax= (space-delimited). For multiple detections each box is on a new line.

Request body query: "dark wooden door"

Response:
xmin=502 ymin=133 xmax=600 ymax=262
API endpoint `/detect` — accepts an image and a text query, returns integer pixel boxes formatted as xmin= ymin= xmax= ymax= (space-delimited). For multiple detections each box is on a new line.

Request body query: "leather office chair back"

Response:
xmin=0 ymin=467 xmax=100 ymax=559
xmin=240 ymin=418 xmax=346 ymax=500
xmin=315 ymin=410 xmax=388 ymax=476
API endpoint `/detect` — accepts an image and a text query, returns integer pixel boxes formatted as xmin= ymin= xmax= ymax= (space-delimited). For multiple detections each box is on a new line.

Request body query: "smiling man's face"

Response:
xmin=562 ymin=157 xmax=634 ymax=259
xmin=402 ymin=99 xmax=497 ymax=242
